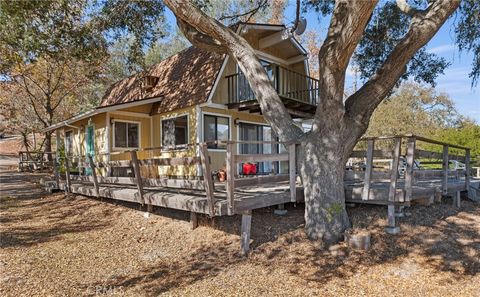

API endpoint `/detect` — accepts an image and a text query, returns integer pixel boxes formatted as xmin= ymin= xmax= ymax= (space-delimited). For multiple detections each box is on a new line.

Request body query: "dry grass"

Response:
xmin=0 ymin=171 xmax=479 ymax=296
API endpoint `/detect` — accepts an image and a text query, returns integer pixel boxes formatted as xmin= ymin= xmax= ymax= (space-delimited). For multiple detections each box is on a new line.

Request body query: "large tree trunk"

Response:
xmin=299 ymin=133 xmax=356 ymax=243
xmin=44 ymin=131 xmax=52 ymax=161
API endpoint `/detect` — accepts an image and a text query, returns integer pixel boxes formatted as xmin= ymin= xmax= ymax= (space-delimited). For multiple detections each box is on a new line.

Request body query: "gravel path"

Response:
xmin=0 ymin=171 xmax=479 ymax=296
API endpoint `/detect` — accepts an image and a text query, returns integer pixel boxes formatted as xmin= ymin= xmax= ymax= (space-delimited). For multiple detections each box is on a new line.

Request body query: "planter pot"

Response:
xmin=345 ymin=230 xmax=371 ymax=250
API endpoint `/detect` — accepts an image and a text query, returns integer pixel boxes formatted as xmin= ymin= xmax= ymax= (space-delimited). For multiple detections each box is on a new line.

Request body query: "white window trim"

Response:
xmin=112 ymin=119 xmax=141 ymax=150
xmin=202 ymin=112 xmax=232 ymax=152
xmin=160 ymin=113 xmax=189 ymax=151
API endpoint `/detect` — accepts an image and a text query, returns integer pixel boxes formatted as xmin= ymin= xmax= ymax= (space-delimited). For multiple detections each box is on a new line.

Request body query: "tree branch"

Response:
xmin=396 ymin=0 xmax=425 ymax=17
xmin=176 ymin=19 xmax=227 ymax=54
xmin=16 ymin=77 xmax=48 ymax=127
xmin=219 ymin=0 xmax=269 ymax=23
xmin=164 ymin=0 xmax=303 ymax=142
xmin=345 ymin=0 xmax=460 ymax=129
xmin=313 ymin=0 xmax=377 ymax=129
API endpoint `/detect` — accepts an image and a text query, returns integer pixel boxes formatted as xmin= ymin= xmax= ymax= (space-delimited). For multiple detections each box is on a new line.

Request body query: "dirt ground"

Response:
xmin=1 ymin=170 xmax=479 ymax=296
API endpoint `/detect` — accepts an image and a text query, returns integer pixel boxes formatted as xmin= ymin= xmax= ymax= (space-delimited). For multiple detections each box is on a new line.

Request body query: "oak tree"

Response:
xmin=164 ymin=0 xmax=478 ymax=243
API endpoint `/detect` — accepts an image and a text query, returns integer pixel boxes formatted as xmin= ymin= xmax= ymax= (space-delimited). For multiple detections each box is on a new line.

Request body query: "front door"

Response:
xmin=85 ymin=125 xmax=94 ymax=175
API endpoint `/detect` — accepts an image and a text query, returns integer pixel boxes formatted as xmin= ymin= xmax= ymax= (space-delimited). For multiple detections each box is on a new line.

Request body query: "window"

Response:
xmin=114 ymin=121 xmax=139 ymax=148
xmin=65 ymin=131 xmax=73 ymax=156
xmin=162 ymin=115 xmax=188 ymax=147
xmin=204 ymin=115 xmax=230 ymax=149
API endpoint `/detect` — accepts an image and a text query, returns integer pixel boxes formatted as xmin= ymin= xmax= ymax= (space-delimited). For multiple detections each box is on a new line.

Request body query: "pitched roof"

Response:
xmin=99 ymin=47 xmax=225 ymax=114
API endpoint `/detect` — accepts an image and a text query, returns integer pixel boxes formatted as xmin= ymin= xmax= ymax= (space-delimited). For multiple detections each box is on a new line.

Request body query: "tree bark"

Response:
xmin=44 ymin=131 xmax=52 ymax=161
xmin=299 ymin=140 xmax=350 ymax=243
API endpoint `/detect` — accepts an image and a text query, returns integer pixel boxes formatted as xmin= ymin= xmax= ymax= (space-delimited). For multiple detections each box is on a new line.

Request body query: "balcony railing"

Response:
xmin=226 ymin=64 xmax=319 ymax=106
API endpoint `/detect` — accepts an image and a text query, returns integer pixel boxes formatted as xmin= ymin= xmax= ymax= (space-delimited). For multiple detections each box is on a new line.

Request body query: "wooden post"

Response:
xmin=288 ymin=143 xmax=297 ymax=203
xmin=190 ymin=212 xmax=198 ymax=230
xmin=199 ymin=143 xmax=215 ymax=216
xmin=54 ymin=130 xmax=60 ymax=188
xmin=362 ymin=139 xmax=374 ymax=201
xmin=465 ymin=149 xmax=471 ymax=191
xmin=240 ymin=210 xmax=252 ymax=256
xmin=130 ymin=150 xmax=145 ymax=206
xmin=404 ymin=137 xmax=416 ymax=203
xmin=454 ymin=191 xmax=461 ymax=208
xmin=226 ymin=142 xmax=235 ymax=215
xmin=64 ymin=156 xmax=71 ymax=193
xmin=442 ymin=145 xmax=449 ymax=195
xmin=386 ymin=137 xmax=401 ymax=234
xmin=271 ymin=130 xmax=278 ymax=174
xmin=87 ymin=155 xmax=100 ymax=199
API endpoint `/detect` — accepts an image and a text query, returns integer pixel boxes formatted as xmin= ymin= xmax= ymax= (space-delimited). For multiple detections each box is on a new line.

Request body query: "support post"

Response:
xmin=240 ymin=210 xmax=252 ymax=256
xmin=64 ymin=155 xmax=71 ymax=193
xmin=226 ymin=142 xmax=235 ymax=215
xmin=130 ymin=150 xmax=145 ymax=206
xmin=362 ymin=139 xmax=374 ymax=201
xmin=190 ymin=212 xmax=198 ymax=230
xmin=386 ymin=137 xmax=401 ymax=235
xmin=288 ymin=143 xmax=296 ymax=203
xmin=54 ymin=130 xmax=60 ymax=188
xmin=404 ymin=137 xmax=416 ymax=203
xmin=87 ymin=154 xmax=100 ymax=199
xmin=199 ymin=143 xmax=215 ymax=216
xmin=465 ymin=149 xmax=471 ymax=191
xmin=442 ymin=145 xmax=449 ymax=195
xmin=454 ymin=191 xmax=461 ymax=208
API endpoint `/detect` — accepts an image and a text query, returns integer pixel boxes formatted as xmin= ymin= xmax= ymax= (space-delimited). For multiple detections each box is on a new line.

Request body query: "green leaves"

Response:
xmin=354 ymin=2 xmax=449 ymax=87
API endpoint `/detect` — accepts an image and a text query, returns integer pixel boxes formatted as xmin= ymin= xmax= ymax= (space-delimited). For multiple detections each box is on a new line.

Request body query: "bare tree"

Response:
xmin=163 ymin=0 xmax=464 ymax=243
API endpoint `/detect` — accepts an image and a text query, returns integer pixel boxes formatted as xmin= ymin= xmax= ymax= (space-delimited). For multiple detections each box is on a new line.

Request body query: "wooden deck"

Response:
xmin=41 ymin=135 xmax=477 ymax=254
xmin=59 ymin=179 xmax=303 ymax=216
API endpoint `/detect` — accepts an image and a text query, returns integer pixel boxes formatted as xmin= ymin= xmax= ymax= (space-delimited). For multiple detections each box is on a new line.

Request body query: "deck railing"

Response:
xmin=225 ymin=64 xmax=319 ymax=105
xmin=18 ymin=151 xmax=56 ymax=172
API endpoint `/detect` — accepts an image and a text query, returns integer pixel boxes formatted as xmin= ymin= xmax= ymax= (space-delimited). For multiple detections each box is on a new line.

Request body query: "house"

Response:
xmin=44 ymin=22 xmax=319 ymax=178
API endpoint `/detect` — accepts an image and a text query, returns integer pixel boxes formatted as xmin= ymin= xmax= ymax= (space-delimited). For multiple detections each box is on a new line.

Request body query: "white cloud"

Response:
xmin=427 ymin=44 xmax=455 ymax=55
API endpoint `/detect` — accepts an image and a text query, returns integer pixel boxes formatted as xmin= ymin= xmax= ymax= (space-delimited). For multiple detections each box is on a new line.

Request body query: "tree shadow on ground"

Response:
xmin=83 ymin=199 xmax=479 ymax=296
xmin=1 ymin=171 xmax=117 ymax=248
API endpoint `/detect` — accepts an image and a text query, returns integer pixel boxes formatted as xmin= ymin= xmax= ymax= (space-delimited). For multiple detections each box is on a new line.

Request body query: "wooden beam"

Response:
xmin=190 ymin=212 xmax=198 ymax=230
xmin=259 ymin=30 xmax=292 ymax=49
xmin=387 ymin=138 xmax=401 ymax=229
xmin=130 ymin=151 xmax=145 ymax=206
xmin=465 ymin=149 xmax=471 ymax=190
xmin=286 ymin=54 xmax=307 ymax=65
xmin=69 ymin=175 xmax=206 ymax=190
xmin=404 ymin=137 xmax=416 ymax=202
xmin=226 ymin=142 xmax=235 ymax=215
xmin=442 ymin=145 xmax=449 ymax=195
xmin=289 ymin=143 xmax=296 ymax=202
xmin=235 ymin=153 xmax=289 ymax=163
xmin=88 ymin=155 xmax=100 ymax=199
xmin=362 ymin=139 xmax=374 ymax=200
xmin=240 ymin=210 xmax=252 ymax=256
xmin=199 ymin=143 xmax=215 ymax=216
xmin=454 ymin=191 xmax=461 ymax=208
xmin=64 ymin=156 xmax=71 ymax=193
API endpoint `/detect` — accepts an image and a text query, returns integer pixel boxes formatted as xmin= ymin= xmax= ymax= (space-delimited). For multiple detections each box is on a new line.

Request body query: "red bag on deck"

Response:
xmin=243 ymin=162 xmax=257 ymax=175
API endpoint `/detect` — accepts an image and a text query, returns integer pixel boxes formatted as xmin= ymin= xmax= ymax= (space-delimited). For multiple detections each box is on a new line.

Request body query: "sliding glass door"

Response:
xmin=238 ymin=123 xmax=273 ymax=174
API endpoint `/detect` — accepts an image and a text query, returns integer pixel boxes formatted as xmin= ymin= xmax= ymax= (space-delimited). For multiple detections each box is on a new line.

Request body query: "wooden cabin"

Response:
xmin=44 ymin=23 xmax=314 ymax=178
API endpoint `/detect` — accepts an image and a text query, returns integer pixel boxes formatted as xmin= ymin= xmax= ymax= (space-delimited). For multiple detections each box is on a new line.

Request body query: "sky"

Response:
xmin=164 ymin=2 xmax=479 ymax=122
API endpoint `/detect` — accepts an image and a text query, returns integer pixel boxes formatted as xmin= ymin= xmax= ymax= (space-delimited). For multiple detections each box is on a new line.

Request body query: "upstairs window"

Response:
xmin=204 ymin=115 xmax=229 ymax=149
xmin=162 ymin=115 xmax=188 ymax=147
xmin=114 ymin=121 xmax=139 ymax=148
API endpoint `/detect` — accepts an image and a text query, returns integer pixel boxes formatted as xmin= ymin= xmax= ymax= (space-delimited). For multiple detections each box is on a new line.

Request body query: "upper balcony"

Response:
xmin=225 ymin=64 xmax=319 ymax=118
